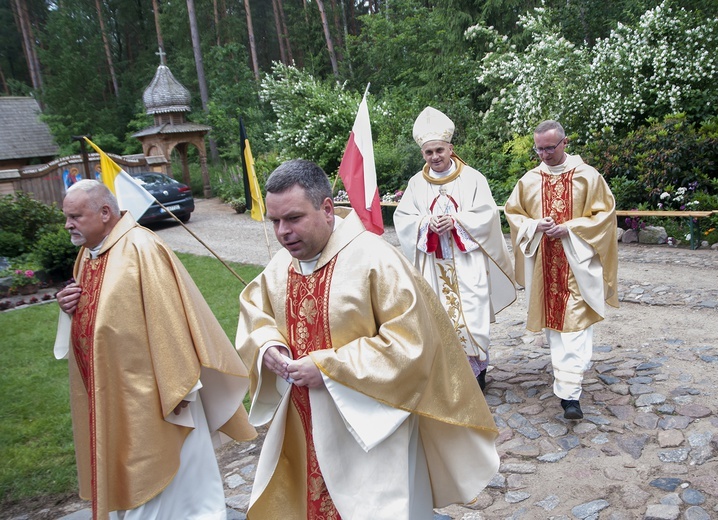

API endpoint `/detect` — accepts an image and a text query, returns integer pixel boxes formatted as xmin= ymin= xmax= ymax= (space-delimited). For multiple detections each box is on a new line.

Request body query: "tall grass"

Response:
xmin=0 ymin=253 xmax=262 ymax=506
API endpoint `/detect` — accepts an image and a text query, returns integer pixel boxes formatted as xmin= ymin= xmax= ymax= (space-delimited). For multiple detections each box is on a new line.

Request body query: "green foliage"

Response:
xmin=204 ymin=43 xmax=270 ymax=162
xmin=606 ymin=177 xmax=645 ymax=212
xmin=0 ymin=193 xmax=64 ymax=246
xmin=577 ymin=114 xmax=718 ymax=210
xmin=37 ymin=0 xmax=127 ymax=154
xmin=123 ymin=107 xmax=154 ymax=155
xmin=228 ymin=198 xmax=247 ymax=213
xmin=31 ymin=227 xmax=78 ymax=281
xmin=0 ymin=231 xmax=27 ymax=258
xmin=461 ymin=133 xmax=537 ymax=206
xmin=347 ymin=0 xmax=484 ymax=146
xmin=6 ymin=0 xmax=718 ymax=219
xmin=702 ymin=221 xmax=718 ymax=244
xmin=374 ymin=137 xmax=424 ymax=194
xmin=0 ymin=194 xmax=74 ymax=282
xmin=211 ymin=165 xmax=246 ymax=202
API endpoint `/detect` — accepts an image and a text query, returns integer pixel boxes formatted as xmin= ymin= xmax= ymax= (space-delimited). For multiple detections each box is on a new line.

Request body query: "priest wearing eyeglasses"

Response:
xmin=504 ymin=120 xmax=619 ymax=420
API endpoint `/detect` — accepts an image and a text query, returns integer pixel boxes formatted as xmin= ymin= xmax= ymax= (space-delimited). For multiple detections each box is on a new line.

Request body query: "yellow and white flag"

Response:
xmin=84 ymin=137 xmax=155 ymax=220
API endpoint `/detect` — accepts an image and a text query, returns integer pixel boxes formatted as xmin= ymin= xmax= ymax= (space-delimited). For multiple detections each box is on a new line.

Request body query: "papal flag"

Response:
xmin=84 ymin=137 xmax=155 ymax=220
xmin=239 ymin=117 xmax=265 ymax=222
xmin=338 ymin=88 xmax=383 ymax=235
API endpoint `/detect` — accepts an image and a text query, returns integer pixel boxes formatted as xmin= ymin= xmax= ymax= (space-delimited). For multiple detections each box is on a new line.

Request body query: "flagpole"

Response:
xmin=249 ymin=163 xmax=274 ymax=261
xmin=260 ymin=220 xmax=273 ymax=261
xmin=154 ymin=201 xmax=249 ymax=287
xmin=83 ymin=136 xmax=248 ymax=286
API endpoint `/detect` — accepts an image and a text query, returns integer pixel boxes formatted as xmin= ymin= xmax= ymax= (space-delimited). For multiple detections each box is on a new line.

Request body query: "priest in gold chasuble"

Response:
xmin=505 ymin=120 xmax=618 ymax=421
xmin=237 ymin=160 xmax=500 ymax=520
xmin=55 ymin=180 xmax=256 ymax=520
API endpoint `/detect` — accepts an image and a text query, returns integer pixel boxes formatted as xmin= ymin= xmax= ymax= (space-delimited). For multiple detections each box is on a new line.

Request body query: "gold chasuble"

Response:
xmin=505 ymin=154 xmax=619 ymax=333
xmin=238 ymin=211 xmax=500 ymax=520
xmin=67 ymin=213 xmax=256 ymax=519
xmin=287 ymin=261 xmax=341 ymax=519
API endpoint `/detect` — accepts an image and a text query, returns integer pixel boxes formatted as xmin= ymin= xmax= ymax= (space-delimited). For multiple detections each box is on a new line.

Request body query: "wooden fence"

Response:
xmin=0 ymin=153 xmax=169 ymax=207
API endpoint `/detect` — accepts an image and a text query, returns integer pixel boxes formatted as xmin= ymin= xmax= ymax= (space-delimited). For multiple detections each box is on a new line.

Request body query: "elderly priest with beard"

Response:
xmin=55 ymin=179 xmax=256 ymax=520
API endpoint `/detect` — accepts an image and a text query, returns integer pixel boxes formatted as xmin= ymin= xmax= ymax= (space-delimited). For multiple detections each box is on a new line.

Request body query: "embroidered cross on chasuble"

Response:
xmin=540 ymin=169 xmax=574 ymax=330
xmin=286 ymin=257 xmax=342 ymax=520
xmin=70 ymin=253 xmax=109 ymax=518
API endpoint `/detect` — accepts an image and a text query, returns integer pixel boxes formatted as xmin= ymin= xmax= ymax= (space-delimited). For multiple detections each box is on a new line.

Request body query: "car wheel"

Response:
xmin=179 ymin=213 xmax=191 ymax=223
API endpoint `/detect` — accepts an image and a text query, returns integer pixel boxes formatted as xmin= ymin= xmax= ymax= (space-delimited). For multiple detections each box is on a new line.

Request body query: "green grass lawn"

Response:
xmin=0 ymin=253 xmax=262 ymax=506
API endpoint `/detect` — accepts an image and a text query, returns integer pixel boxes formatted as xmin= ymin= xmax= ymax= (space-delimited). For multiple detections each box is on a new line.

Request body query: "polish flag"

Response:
xmin=338 ymin=90 xmax=383 ymax=235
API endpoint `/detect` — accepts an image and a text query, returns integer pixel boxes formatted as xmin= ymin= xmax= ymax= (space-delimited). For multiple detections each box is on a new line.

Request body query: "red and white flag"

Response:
xmin=338 ymin=90 xmax=383 ymax=235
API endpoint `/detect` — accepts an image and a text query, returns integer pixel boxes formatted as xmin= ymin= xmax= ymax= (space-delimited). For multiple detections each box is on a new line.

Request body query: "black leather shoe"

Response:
xmin=561 ymin=399 xmax=583 ymax=420
xmin=477 ymin=369 xmax=486 ymax=392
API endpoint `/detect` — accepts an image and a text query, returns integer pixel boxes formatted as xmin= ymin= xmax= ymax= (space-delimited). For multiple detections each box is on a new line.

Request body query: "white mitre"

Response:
xmin=413 ymin=107 xmax=455 ymax=147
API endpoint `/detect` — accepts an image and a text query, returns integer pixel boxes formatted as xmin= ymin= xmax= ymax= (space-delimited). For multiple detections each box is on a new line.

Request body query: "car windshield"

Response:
xmin=133 ymin=174 xmax=180 ymax=187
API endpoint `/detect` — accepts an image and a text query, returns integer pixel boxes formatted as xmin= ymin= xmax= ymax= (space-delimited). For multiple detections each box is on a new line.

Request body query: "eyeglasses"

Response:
xmin=533 ymin=137 xmax=565 ymax=155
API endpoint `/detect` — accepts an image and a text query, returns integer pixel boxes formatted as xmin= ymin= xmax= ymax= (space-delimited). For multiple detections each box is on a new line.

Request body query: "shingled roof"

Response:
xmin=0 ymin=97 xmax=59 ymax=161
xmin=142 ymin=65 xmax=192 ymax=115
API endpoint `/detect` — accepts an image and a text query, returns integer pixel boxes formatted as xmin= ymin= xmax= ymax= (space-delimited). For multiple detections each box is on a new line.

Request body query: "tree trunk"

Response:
xmin=212 ymin=0 xmax=221 ymax=45
xmin=339 ymin=0 xmax=351 ymax=75
xmin=186 ymin=0 xmax=219 ymax=163
xmin=25 ymin=6 xmax=43 ymax=94
xmin=277 ymin=0 xmax=294 ymax=64
xmin=272 ymin=0 xmax=287 ymax=64
xmin=329 ymin=0 xmax=342 ymax=49
xmin=244 ymin=0 xmax=260 ymax=81
xmin=0 ymin=65 xmax=9 ymax=95
xmin=12 ymin=0 xmax=43 ymax=94
xmin=95 ymin=0 xmax=120 ymax=98
xmin=151 ymin=0 xmax=166 ymax=58
xmin=315 ymin=0 xmax=339 ymax=80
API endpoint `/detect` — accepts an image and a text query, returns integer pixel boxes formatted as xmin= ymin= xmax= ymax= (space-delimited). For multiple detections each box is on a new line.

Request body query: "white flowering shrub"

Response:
xmin=467 ymin=9 xmax=591 ymax=138
xmin=470 ymin=1 xmax=718 ymax=140
xmin=259 ymin=63 xmax=361 ymax=174
xmin=259 ymin=63 xmax=420 ymax=190
xmin=586 ymin=2 xmax=718 ymax=134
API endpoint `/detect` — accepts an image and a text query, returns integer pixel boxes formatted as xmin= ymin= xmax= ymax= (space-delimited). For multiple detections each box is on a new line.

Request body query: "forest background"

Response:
xmin=3 ymin=0 xmax=718 ymax=241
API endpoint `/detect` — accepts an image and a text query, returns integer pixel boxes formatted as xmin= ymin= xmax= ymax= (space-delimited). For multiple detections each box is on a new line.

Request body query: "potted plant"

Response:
xmin=229 ymin=198 xmax=247 ymax=214
xmin=9 ymin=268 xmax=40 ymax=295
